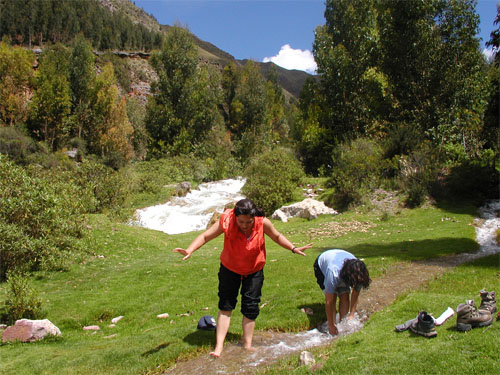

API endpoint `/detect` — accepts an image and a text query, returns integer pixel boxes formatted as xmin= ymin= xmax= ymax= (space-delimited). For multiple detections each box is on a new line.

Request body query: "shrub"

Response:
xmin=0 ymin=126 xmax=38 ymax=164
xmin=4 ymin=272 xmax=43 ymax=323
xmin=325 ymin=138 xmax=384 ymax=211
xmin=0 ymin=155 xmax=88 ymax=279
xmin=242 ymin=147 xmax=305 ymax=215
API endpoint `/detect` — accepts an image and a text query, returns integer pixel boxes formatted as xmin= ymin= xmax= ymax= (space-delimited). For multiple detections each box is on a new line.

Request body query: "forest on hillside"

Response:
xmin=0 ymin=0 xmax=499 ymax=283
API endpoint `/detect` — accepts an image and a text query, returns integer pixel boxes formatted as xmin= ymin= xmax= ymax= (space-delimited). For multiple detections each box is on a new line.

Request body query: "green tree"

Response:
xmin=28 ymin=44 xmax=72 ymax=150
xmin=69 ymin=34 xmax=96 ymax=139
xmin=483 ymin=5 xmax=500 ymax=163
xmin=146 ymin=26 xmax=222 ymax=157
xmin=0 ymin=42 xmax=35 ymax=127
xmin=313 ymin=0 xmax=381 ymax=143
xmin=91 ymin=62 xmax=134 ymax=166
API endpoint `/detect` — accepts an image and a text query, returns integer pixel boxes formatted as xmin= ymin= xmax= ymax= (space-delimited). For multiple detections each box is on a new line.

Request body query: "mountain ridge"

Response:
xmin=104 ymin=0 xmax=314 ymax=97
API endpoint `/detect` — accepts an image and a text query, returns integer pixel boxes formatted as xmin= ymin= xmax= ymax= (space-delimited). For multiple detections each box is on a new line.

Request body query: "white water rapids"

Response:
xmin=132 ymin=178 xmax=246 ymax=234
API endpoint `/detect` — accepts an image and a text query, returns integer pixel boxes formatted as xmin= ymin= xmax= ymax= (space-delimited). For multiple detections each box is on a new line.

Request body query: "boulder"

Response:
xmin=271 ymin=198 xmax=338 ymax=222
xmin=2 ymin=319 xmax=61 ymax=343
xmin=176 ymin=181 xmax=192 ymax=197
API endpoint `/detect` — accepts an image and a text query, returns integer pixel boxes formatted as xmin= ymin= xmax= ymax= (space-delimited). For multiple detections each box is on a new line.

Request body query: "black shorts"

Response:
xmin=313 ymin=255 xmax=325 ymax=290
xmin=218 ymin=263 xmax=264 ymax=320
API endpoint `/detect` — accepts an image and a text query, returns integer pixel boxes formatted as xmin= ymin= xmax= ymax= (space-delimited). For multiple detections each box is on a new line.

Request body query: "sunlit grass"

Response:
xmin=0 ymin=202 xmax=490 ymax=375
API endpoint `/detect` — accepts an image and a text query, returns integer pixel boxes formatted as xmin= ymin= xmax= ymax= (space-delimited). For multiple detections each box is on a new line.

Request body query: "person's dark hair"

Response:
xmin=340 ymin=258 xmax=371 ymax=289
xmin=234 ymin=199 xmax=265 ymax=217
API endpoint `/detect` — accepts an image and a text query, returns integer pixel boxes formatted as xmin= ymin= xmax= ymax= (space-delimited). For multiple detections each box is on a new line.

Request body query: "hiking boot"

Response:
xmin=479 ymin=290 xmax=497 ymax=314
xmin=456 ymin=300 xmax=492 ymax=332
xmin=409 ymin=311 xmax=437 ymax=338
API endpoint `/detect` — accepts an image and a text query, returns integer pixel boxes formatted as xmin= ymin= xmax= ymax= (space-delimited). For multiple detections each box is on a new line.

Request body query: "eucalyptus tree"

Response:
xmin=145 ymin=26 xmax=223 ymax=158
xmin=28 ymin=44 xmax=72 ymax=150
xmin=69 ymin=35 xmax=96 ymax=140
xmin=310 ymin=0 xmax=489 ymax=174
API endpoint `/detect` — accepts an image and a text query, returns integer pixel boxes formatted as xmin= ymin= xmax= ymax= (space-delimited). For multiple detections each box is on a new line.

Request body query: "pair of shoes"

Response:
xmin=456 ymin=300 xmax=493 ymax=332
xmin=409 ymin=311 xmax=437 ymax=338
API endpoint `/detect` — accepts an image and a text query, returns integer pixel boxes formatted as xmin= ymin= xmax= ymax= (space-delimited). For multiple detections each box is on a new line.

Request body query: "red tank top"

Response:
xmin=219 ymin=209 xmax=266 ymax=275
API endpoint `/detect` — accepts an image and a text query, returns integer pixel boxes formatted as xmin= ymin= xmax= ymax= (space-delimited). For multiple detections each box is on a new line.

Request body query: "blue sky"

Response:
xmin=133 ymin=0 xmax=499 ymax=74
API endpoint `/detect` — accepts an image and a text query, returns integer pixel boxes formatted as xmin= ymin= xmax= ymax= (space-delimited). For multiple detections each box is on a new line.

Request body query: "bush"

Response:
xmin=325 ymin=138 xmax=384 ymax=211
xmin=3 ymin=272 xmax=43 ymax=323
xmin=0 ymin=155 xmax=88 ymax=279
xmin=242 ymin=147 xmax=305 ymax=215
xmin=397 ymin=144 xmax=439 ymax=207
xmin=0 ymin=126 xmax=38 ymax=164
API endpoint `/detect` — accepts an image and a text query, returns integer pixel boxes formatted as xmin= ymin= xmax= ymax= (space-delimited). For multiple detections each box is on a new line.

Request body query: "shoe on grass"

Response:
xmin=479 ymin=290 xmax=496 ymax=314
xmin=456 ymin=300 xmax=492 ymax=332
xmin=409 ymin=311 xmax=437 ymax=338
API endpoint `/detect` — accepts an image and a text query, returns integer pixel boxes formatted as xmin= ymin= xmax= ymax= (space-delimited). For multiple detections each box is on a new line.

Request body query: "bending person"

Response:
xmin=174 ymin=198 xmax=312 ymax=357
xmin=314 ymin=249 xmax=371 ymax=335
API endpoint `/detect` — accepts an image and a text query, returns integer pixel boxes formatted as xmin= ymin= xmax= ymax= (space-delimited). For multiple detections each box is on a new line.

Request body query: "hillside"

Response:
xmin=103 ymin=0 xmax=313 ymax=98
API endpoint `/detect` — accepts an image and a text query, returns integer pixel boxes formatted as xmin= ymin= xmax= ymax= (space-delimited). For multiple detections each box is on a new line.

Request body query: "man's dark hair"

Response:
xmin=340 ymin=258 xmax=371 ymax=289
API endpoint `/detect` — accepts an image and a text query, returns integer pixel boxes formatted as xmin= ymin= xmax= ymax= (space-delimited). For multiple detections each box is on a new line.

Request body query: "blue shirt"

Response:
xmin=317 ymin=249 xmax=359 ymax=295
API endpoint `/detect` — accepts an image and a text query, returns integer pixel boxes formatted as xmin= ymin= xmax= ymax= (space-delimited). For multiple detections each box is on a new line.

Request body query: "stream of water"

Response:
xmin=132 ymin=178 xmax=246 ymax=234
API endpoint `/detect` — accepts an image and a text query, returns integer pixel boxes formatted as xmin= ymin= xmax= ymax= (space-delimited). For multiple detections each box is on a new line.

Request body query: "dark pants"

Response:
xmin=218 ymin=263 xmax=264 ymax=320
xmin=313 ymin=255 xmax=325 ymax=290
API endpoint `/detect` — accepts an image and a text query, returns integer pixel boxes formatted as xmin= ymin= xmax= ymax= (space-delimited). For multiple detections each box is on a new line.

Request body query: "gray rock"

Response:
xmin=2 ymin=319 xmax=61 ymax=343
xmin=272 ymin=198 xmax=338 ymax=222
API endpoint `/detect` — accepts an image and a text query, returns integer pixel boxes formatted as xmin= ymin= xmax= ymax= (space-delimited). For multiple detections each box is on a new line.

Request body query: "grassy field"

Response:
xmin=0 ymin=201 xmax=498 ymax=375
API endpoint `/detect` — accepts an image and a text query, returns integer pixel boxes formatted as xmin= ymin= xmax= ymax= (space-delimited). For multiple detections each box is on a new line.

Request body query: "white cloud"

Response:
xmin=263 ymin=44 xmax=317 ymax=74
xmin=482 ymin=47 xmax=495 ymax=63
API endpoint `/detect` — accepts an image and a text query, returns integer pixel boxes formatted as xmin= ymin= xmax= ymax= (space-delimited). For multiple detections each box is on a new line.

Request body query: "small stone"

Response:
xmin=299 ymin=351 xmax=315 ymax=366
xmin=111 ymin=316 xmax=124 ymax=324
xmin=157 ymin=313 xmax=169 ymax=319
xmin=83 ymin=325 xmax=100 ymax=331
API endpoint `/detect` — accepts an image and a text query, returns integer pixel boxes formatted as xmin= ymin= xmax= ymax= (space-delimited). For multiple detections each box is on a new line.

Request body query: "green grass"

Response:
xmin=0 ymin=202 xmax=492 ymax=375
xmin=256 ymin=254 xmax=500 ymax=375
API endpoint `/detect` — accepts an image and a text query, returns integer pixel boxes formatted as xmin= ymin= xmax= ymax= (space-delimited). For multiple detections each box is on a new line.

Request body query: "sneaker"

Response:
xmin=479 ymin=290 xmax=497 ymax=314
xmin=456 ymin=300 xmax=493 ymax=331
xmin=409 ymin=311 xmax=437 ymax=338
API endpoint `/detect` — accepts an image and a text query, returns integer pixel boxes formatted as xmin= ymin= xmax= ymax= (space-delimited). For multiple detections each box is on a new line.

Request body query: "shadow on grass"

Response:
xmin=311 ymin=237 xmax=485 ymax=265
xmin=182 ymin=329 xmax=240 ymax=347
xmin=141 ymin=342 xmax=170 ymax=357
xmin=296 ymin=303 xmax=327 ymax=329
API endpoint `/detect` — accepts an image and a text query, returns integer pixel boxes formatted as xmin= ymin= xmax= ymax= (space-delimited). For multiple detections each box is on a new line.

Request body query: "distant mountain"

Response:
xmin=104 ymin=0 xmax=314 ymax=98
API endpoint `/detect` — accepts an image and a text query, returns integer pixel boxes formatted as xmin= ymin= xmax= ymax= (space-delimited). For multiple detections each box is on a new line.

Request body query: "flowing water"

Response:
xmin=132 ymin=178 xmax=246 ymax=234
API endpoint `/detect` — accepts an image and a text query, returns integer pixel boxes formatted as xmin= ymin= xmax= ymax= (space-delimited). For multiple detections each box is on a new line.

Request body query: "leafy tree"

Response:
xmin=483 ymin=5 xmax=500 ymax=163
xmin=0 ymin=42 xmax=35 ymax=127
xmin=69 ymin=34 xmax=96 ymax=139
xmin=310 ymin=0 xmax=489 ymax=174
xmin=28 ymin=44 xmax=72 ymax=150
xmin=146 ymin=26 xmax=222 ymax=158
xmin=91 ymin=62 xmax=134 ymax=166
xmin=313 ymin=0 xmax=381 ymax=143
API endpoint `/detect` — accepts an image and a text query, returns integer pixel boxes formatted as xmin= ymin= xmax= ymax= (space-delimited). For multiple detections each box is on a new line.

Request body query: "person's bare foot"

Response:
xmin=209 ymin=351 xmax=221 ymax=358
